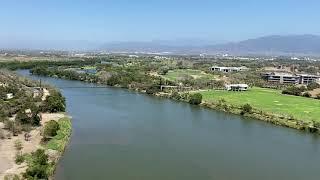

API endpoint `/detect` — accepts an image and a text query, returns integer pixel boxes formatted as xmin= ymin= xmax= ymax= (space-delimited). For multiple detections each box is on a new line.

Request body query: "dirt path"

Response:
xmin=0 ymin=113 xmax=66 ymax=179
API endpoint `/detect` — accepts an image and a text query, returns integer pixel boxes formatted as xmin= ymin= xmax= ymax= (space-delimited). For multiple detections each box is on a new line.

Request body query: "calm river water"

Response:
xmin=18 ymin=70 xmax=320 ymax=180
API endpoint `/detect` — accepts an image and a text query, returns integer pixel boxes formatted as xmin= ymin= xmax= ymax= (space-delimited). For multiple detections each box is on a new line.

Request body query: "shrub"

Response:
xmin=189 ymin=93 xmax=202 ymax=105
xmin=0 ymin=129 xmax=5 ymax=139
xmin=302 ymin=92 xmax=312 ymax=98
xmin=43 ymin=120 xmax=60 ymax=139
xmin=41 ymin=91 xmax=66 ymax=113
xmin=14 ymin=140 xmax=23 ymax=151
xmin=316 ymin=93 xmax=320 ymax=100
xmin=171 ymin=91 xmax=181 ymax=100
xmin=4 ymin=174 xmax=20 ymax=180
xmin=15 ymin=153 xmax=25 ymax=165
xmin=282 ymin=86 xmax=306 ymax=96
xmin=241 ymin=103 xmax=253 ymax=115
xmin=307 ymin=82 xmax=320 ymax=91
xmin=146 ymin=86 xmax=160 ymax=95
xmin=24 ymin=149 xmax=50 ymax=179
xmin=4 ymin=120 xmax=20 ymax=136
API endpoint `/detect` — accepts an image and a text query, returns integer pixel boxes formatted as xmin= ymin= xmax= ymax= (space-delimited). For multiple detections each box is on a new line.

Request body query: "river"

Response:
xmin=18 ymin=70 xmax=320 ymax=180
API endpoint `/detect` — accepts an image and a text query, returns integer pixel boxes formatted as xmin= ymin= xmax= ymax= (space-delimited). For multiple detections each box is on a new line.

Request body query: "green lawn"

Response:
xmin=200 ymin=87 xmax=320 ymax=122
xmin=163 ymin=69 xmax=216 ymax=81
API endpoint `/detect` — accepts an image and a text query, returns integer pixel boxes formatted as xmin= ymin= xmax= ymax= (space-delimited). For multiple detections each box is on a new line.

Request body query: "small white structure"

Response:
xmin=6 ymin=93 xmax=14 ymax=100
xmin=225 ymin=84 xmax=249 ymax=91
xmin=33 ymin=89 xmax=41 ymax=98
xmin=211 ymin=66 xmax=249 ymax=73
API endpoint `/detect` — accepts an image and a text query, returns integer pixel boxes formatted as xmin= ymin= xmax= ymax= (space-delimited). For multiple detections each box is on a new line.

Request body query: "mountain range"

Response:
xmin=1 ymin=35 xmax=320 ymax=56
xmin=100 ymin=35 xmax=320 ymax=56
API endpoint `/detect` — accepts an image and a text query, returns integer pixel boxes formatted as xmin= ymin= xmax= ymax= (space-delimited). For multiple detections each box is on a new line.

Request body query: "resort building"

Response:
xmin=225 ymin=84 xmax=249 ymax=91
xmin=296 ymin=74 xmax=320 ymax=85
xmin=210 ymin=66 xmax=249 ymax=73
xmin=261 ymin=72 xmax=320 ymax=85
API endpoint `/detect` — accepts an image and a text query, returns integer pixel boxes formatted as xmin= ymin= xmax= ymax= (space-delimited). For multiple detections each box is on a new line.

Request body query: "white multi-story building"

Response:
xmin=211 ymin=66 xmax=249 ymax=73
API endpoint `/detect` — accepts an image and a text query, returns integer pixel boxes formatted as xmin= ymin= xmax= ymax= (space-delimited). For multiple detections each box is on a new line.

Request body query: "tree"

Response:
xmin=15 ymin=111 xmax=29 ymax=124
xmin=43 ymin=120 xmax=60 ymax=139
xmin=24 ymin=149 xmax=50 ymax=179
xmin=41 ymin=91 xmax=66 ymax=113
xmin=189 ymin=93 xmax=202 ymax=105
xmin=241 ymin=103 xmax=253 ymax=115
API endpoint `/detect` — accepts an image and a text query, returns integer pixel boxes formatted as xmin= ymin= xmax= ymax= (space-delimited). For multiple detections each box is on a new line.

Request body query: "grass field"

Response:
xmin=200 ymin=87 xmax=320 ymax=122
xmin=163 ymin=69 xmax=216 ymax=81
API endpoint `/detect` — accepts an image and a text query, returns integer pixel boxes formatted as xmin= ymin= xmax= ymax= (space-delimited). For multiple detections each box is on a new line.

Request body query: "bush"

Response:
xmin=146 ymin=86 xmax=160 ymax=95
xmin=24 ymin=149 xmax=50 ymax=179
xmin=4 ymin=174 xmax=20 ymax=180
xmin=241 ymin=103 xmax=253 ymax=115
xmin=15 ymin=110 xmax=40 ymax=126
xmin=14 ymin=140 xmax=23 ymax=151
xmin=316 ymin=93 xmax=320 ymax=100
xmin=15 ymin=153 xmax=25 ymax=165
xmin=302 ymin=92 xmax=312 ymax=98
xmin=282 ymin=86 xmax=306 ymax=96
xmin=4 ymin=120 xmax=20 ymax=136
xmin=307 ymin=82 xmax=320 ymax=91
xmin=171 ymin=91 xmax=181 ymax=100
xmin=43 ymin=120 xmax=60 ymax=139
xmin=189 ymin=93 xmax=202 ymax=105
xmin=0 ymin=129 xmax=5 ymax=139
xmin=41 ymin=91 xmax=66 ymax=113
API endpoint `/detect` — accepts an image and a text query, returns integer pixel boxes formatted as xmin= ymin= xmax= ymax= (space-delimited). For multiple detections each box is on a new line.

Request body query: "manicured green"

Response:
xmin=81 ymin=66 xmax=96 ymax=70
xmin=46 ymin=117 xmax=72 ymax=152
xmin=200 ymin=87 xmax=320 ymax=122
xmin=163 ymin=69 xmax=215 ymax=81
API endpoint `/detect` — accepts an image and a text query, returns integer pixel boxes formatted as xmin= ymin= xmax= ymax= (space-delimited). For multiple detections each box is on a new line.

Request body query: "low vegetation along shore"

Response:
xmin=0 ymin=70 xmax=71 ymax=180
xmin=2 ymin=55 xmax=320 ymax=136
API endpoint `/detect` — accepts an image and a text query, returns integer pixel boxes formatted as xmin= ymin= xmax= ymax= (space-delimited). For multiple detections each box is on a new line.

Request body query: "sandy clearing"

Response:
xmin=309 ymin=88 xmax=320 ymax=97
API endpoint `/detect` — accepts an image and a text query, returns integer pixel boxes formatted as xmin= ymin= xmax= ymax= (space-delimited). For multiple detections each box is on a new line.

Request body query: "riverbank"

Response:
xmin=0 ymin=113 xmax=71 ymax=179
xmin=155 ymin=90 xmax=320 ymax=134
xmin=26 ymin=68 xmax=320 ymax=134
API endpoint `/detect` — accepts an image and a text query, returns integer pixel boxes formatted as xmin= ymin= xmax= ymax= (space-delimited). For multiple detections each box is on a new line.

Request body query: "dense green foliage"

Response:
xmin=46 ymin=118 xmax=72 ymax=152
xmin=41 ymin=91 xmax=66 ymax=113
xmin=0 ymin=59 xmax=100 ymax=70
xmin=282 ymin=86 xmax=306 ymax=96
xmin=15 ymin=153 xmax=25 ymax=164
xmin=189 ymin=93 xmax=202 ymax=105
xmin=24 ymin=149 xmax=51 ymax=180
xmin=43 ymin=120 xmax=60 ymax=139
xmin=307 ymin=82 xmax=320 ymax=91
xmin=241 ymin=103 xmax=253 ymax=115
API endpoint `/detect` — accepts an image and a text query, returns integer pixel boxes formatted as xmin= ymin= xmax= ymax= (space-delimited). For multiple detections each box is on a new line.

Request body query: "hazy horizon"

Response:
xmin=1 ymin=1 xmax=320 ymax=43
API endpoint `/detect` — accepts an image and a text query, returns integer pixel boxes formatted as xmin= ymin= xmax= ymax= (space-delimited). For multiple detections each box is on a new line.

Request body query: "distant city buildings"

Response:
xmin=210 ymin=66 xmax=249 ymax=73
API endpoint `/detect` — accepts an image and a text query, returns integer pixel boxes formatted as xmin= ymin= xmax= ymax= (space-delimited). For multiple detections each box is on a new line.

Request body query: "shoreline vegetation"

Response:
xmin=1 ymin=56 xmax=319 ymax=155
xmin=28 ymin=64 xmax=320 ymax=134
xmin=0 ymin=70 xmax=71 ymax=180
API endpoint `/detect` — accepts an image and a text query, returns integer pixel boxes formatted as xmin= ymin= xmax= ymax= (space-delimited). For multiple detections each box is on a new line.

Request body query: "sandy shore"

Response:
xmin=0 ymin=113 xmax=66 ymax=179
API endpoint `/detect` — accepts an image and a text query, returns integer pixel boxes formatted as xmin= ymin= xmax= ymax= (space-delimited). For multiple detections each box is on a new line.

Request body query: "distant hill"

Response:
xmin=208 ymin=35 xmax=320 ymax=55
xmin=100 ymin=35 xmax=320 ymax=56
xmin=2 ymin=35 xmax=320 ymax=56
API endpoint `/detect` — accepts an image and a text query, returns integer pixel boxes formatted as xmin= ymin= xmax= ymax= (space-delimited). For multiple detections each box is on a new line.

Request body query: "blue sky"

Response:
xmin=0 ymin=0 xmax=320 ymax=43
